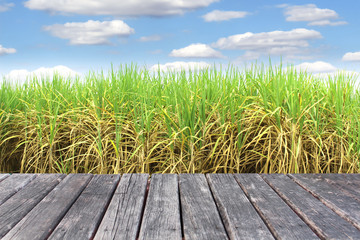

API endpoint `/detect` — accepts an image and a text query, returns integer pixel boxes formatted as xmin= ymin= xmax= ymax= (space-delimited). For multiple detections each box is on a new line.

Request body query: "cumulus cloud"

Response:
xmin=24 ymin=0 xmax=219 ymax=16
xmin=212 ymin=28 xmax=321 ymax=59
xmin=202 ymin=10 xmax=249 ymax=22
xmin=138 ymin=35 xmax=162 ymax=42
xmin=0 ymin=45 xmax=16 ymax=55
xmin=281 ymin=4 xmax=347 ymax=26
xmin=312 ymin=70 xmax=360 ymax=84
xmin=43 ymin=20 xmax=134 ymax=45
xmin=236 ymin=51 xmax=261 ymax=61
xmin=4 ymin=65 xmax=80 ymax=84
xmin=0 ymin=2 xmax=14 ymax=12
xmin=150 ymin=61 xmax=210 ymax=72
xmin=170 ymin=43 xmax=224 ymax=58
xmin=213 ymin=28 xmax=321 ymax=50
xmin=295 ymin=61 xmax=337 ymax=73
xmin=342 ymin=52 xmax=360 ymax=62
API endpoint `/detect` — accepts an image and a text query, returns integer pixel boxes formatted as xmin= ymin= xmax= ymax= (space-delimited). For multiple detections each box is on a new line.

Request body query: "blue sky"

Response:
xmin=1 ymin=0 xmax=360 ymax=81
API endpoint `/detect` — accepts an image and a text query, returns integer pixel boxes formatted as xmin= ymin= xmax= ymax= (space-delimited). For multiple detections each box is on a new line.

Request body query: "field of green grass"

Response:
xmin=1 ymin=63 xmax=359 ymax=174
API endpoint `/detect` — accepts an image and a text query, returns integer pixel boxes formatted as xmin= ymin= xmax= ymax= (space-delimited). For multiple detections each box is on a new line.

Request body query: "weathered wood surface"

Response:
xmin=2 ymin=174 xmax=92 ymax=240
xmin=179 ymin=174 xmax=228 ymax=240
xmin=0 ymin=174 xmax=9 ymax=182
xmin=262 ymin=174 xmax=360 ymax=239
xmin=0 ymin=174 xmax=36 ymax=205
xmin=207 ymin=174 xmax=274 ymax=240
xmin=0 ymin=173 xmax=359 ymax=240
xmin=320 ymin=174 xmax=360 ymax=202
xmin=0 ymin=174 xmax=65 ymax=239
xmin=49 ymin=174 xmax=120 ymax=240
xmin=234 ymin=174 xmax=319 ymax=239
xmin=289 ymin=174 xmax=360 ymax=231
xmin=139 ymin=174 xmax=182 ymax=240
xmin=94 ymin=174 xmax=148 ymax=240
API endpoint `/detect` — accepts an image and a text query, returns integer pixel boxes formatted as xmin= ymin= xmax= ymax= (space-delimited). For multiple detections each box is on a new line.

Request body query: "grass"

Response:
xmin=0 ymin=62 xmax=359 ymax=174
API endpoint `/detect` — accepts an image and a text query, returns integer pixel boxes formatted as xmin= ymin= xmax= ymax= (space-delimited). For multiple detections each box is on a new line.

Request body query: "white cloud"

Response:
xmin=202 ymin=10 xmax=248 ymax=22
xmin=342 ymin=52 xmax=360 ymax=62
xmin=0 ymin=2 xmax=14 ymax=12
xmin=170 ymin=43 xmax=224 ymax=58
xmin=295 ymin=61 xmax=337 ymax=73
xmin=43 ymin=20 xmax=134 ymax=45
xmin=24 ymin=0 xmax=219 ymax=16
xmin=236 ymin=51 xmax=261 ymax=61
xmin=308 ymin=20 xmax=347 ymax=26
xmin=281 ymin=4 xmax=347 ymax=26
xmin=150 ymin=61 xmax=210 ymax=72
xmin=213 ymin=28 xmax=321 ymax=50
xmin=4 ymin=65 xmax=80 ymax=84
xmin=138 ymin=35 xmax=162 ymax=42
xmin=4 ymin=69 xmax=29 ymax=82
xmin=212 ymin=28 xmax=321 ymax=59
xmin=0 ymin=45 xmax=16 ymax=55
xmin=312 ymin=70 xmax=360 ymax=85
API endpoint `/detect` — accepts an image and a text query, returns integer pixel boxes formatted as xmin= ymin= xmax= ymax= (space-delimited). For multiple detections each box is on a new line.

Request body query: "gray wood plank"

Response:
xmin=0 ymin=174 xmax=36 ymax=205
xmin=320 ymin=174 xmax=360 ymax=202
xmin=262 ymin=174 xmax=360 ymax=239
xmin=0 ymin=174 xmax=65 ymax=238
xmin=234 ymin=174 xmax=319 ymax=240
xmin=207 ymin=174 xmax=274 ymax=240
xmin=289 ymin=174 xmax=360 ymax=231
xmin=179 ymin=174 xmax=228 ymax=240
xmin=139 ymin=174 xmax=182 ymax=240
xmin=0 ymin=174 xmax=9 ymax=182
xmin=2 ymin=174 xmax=92 ymax=240
xmin=94 ymin=174 xmax=148 ymax=240
xmin=49 ymin=174 xmax=120 ymax=240
xmin=339 ymin=173 xmax=360 ymax=181
xmin=321 ymin=174 xmax=360 ymax=189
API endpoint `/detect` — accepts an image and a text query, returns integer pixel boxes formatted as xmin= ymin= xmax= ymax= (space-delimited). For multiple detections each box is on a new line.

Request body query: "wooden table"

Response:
xmin=0 ymin=173 xmax=359 ymax=239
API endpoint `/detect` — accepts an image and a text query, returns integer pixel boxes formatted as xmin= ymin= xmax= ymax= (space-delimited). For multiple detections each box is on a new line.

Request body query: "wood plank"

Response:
xmin=0 ymin=174 xmax=9 ymax=182
xmin=340 ymin=173 xmax=360 ymax=181
xmin=94 ymin=174 xmax=148 ymax=240
xmin=289 ymin=174 xmax=360 ymax=231
xmin=0 ymin=174 xmax=65 ymax=239
xmin=2 ymin=174 xmax=92 ymax=240
xmin=320 ymin=174 xmax=360 ymax=202
xmin=262 ymin=174 xmax=360 ymax=239
xmin=48 ymin=174 xmax=120 ymax=240
xmin=322 ymin=173 xmax=360 ymax=180
xmin=207 ymin=174 xmax=274 ymax=240
xmin=321 ymin=174 xmax=360 ymax=189
xmin=0 ymin=174 xmax=36 ymax=205
xmin=234 ymin=174 xmax=319 ymax=240
xmin=179 ymin=174 xmax=228 ymax=240
xmin=139 ymin=174 xmax=182 ymax=240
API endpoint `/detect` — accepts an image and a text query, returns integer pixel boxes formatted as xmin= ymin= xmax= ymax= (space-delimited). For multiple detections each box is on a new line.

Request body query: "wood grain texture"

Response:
xmin=207 ymin=174 xmax=274 ymax=240
xmin=2 ymin=174 xmax=92 ymax=240
xmin=94 ymin=174 xmax=148 ymax=240
xmin=320 ymin=174 xmax=360 ymax=202
xmin=0 ymin=174 xmax=36 ymax=205
xmin=0 ymin=174 xmax=65 ymax=239
xmin=179 ymin=174 xmax=228 ymax=240
xmin=139 ymin=174 xmax=182 ymax=240
xmin=0 ymin=174 xmax=9 ymax=182
xmin=0 ymin=173 xmax=358 ymax=239
xmin=234 ymin=174 xmax=319 ymax=240
xmin=49 ymin=174 xmax=120 ymax=240
xmin=262 ymin=174 xmax=360 ymax=239
xmin=289 ymin=174 xmax=360 ymax=231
